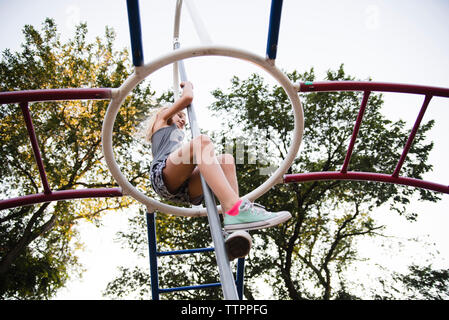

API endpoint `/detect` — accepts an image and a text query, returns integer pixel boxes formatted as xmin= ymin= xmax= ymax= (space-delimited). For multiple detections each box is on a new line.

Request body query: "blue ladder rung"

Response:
xmin=157 ymin=247 xmax=215 ymax=257
xmin=159 ymin=282 xmax=222 ymax=294
xmin=158 ymin=276 xmax=244 ymax=294
xmin=146 ymin=212 xmax=245 ymax=300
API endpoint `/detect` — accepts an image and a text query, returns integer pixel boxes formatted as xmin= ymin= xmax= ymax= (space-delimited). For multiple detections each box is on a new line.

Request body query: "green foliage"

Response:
xmin=0 ymin=19 xmax=155 ymax=299
xmin=209 ymin=65 xmax=438 ymax=299
xmin=374 ymin=264 xmax=449 ymax=300
xmin=104 ymin=208 xmax=223 ymax=300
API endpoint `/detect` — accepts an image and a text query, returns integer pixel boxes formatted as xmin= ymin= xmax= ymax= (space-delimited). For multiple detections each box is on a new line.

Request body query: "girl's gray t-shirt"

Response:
xmin=150 ymin=124 xmax=185 ymax=172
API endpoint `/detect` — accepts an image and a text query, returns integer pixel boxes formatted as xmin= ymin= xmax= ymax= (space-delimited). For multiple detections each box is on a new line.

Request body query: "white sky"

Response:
xmin=0 ymin=0 xmax=448 ymax=299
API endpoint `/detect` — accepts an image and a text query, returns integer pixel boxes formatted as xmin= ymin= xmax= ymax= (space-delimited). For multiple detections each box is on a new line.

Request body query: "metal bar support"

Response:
xmin=146 ymin=211 xmax=246 ymax=300
xmin=146 ymin=211 xmax=160 ymax=300
xmin=157 ymin=247 xmax=214 ymax=257
xmin=283 ymin=171 xmax=449 ymax=194
xmin=235 ymin=258 xmax=245 ymax=300
xmin=297 ymin=81 xmax=449 ymax=98
xmin=341 ymin=91 xmax=371 ymax=173
xmin=175 ymin=56 xmax=239 ymax=300
xmin=0 ymin=88 xmax=112 ymax=104
xmin=266 ymin=0 xmax=284 ymax=60
xmin=392 ymin=95 xmax=432 ymax=177
xmin=159 ymin=282 xmax=222 ymax=294
xmin=19 ymin=102 xmax=51 ymax=194
xmin=126 ymin=0 xmax=144 ymax=66
xmin=0 ymin=188 xmax=122 ymax=211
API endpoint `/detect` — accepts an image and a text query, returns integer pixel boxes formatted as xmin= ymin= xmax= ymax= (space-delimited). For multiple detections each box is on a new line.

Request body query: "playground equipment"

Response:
xmin=109 ymin=0 xmax=302 ymax=300
xmin=1 ymin=0 xmax=448 ymax=300
xmin=286 ymin=81 xmax=449 ymax=193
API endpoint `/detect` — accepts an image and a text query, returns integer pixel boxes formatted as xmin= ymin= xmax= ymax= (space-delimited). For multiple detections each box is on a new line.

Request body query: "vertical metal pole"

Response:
xmin=126 ymin=0 xmax=144 ymax=66
xmin=175 ymin=50 xmax=239 ymax=300
xmin=266 ymin=0 xmax=284 ymax=60
xmin=146 ymin=211 xmax=160 ymax=300
xmin=236 ymin=258 xmax=245 ymax=300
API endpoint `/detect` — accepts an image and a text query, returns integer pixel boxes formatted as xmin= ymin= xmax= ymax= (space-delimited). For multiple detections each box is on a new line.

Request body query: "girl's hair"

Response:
xmin=145 ymin=106 xmax=170 ymax=143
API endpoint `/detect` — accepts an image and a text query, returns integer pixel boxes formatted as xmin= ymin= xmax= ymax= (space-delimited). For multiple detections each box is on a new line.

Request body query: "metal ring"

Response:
xmin=101 ymin=45 xmax=304 ymax=217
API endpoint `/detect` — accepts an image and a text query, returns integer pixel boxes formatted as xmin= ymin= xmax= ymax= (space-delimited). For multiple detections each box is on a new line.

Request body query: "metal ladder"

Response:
xmin=146 ymin=212 xmax=245 ymax=300
xmin=125 ymin=0 xmax=255 ymax=300
xmin=145 ymin=56 xmax=245 ymax=300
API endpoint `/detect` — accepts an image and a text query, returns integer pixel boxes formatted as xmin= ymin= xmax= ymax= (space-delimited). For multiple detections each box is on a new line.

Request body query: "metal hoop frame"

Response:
xmin=101 ymin=45 xmax=304 ymax=217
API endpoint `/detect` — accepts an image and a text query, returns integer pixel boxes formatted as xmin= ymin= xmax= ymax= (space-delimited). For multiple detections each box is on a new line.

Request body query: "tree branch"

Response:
xmin=0 ymin=202 xmax=51 ymax=274
xmin=10 ymin=158 xmax=39 ymax=193
xmin=0 ymin=205 xmax=31 ymax=224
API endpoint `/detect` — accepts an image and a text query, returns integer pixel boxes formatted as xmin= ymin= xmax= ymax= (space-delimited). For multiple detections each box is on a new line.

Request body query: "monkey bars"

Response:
xmin=284 ymin=81 xmax=449 ymax=194
xmin=0 ymin=88 xmax=122 ymax=211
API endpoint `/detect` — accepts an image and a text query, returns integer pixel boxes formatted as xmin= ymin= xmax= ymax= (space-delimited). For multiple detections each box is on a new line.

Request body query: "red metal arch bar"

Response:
xmin=297 ymin=81 xmax=449 ymax=98
xmin=0 ymin=88 xmax=118 ymax=211
xmin=285 ymin=81 xmax=449 ymax=194
xmin=284 ymin=172 xmax=449 ymax=194
xmin=0 ymin=188 xmax=123 ymax=211
xmin=0 ymin=88 xmax=112 ymax=104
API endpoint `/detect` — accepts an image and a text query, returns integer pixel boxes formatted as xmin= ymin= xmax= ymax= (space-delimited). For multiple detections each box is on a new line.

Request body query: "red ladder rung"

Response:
xmin=341 ymin=91 xmax=371 ymax=173
xmin=392 ymin=94 xmax=432 ymax=178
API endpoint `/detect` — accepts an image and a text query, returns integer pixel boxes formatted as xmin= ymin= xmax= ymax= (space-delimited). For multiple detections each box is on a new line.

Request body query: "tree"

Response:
xmin=374 ymin=264 xmax=449 ymax=300
xmin=209 ymin=66 xmax=439 ymax=299
xmin=105 ymin=65 xmax=443 ymax=300
xmin=0 ymin=19 xmax=154 ymax=299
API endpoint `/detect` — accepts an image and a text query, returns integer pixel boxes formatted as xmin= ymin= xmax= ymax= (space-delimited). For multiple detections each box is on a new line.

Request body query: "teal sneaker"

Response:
xmin=224 ymin=199 xmax=291 ymax=232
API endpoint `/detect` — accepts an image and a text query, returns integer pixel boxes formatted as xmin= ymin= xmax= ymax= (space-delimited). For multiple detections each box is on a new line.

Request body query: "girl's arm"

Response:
xmin=160 ymin=81 xmax=193 ymax=121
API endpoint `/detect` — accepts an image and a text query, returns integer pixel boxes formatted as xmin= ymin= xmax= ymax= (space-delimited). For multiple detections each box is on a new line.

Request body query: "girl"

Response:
xmin=147 ymin=81 xmax=291 ymax=258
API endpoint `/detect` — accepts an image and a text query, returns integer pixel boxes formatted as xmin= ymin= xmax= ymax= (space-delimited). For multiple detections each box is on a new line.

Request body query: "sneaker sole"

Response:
xmin=225 ymin=230 xmax=252 ymax=261
xmin=224 ymin=211 xmax=292 ymax=232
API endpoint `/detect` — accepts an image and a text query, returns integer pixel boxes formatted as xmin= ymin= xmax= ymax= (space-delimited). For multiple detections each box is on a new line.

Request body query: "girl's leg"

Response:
xmin=217 ymin=154 xmax=239 ymax=196
xmin=163 ymin=134 xmax=239 ymax=212
xmin=164 ymin=134 xmax=291 ymax=233
xmin=187 ymin=153 xmax=239 ymax=201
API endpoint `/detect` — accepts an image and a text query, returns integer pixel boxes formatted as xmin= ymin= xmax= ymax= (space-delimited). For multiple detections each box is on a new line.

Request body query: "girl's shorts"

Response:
xmin=150 ymin=159 xmax=204 ymax=206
